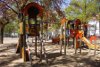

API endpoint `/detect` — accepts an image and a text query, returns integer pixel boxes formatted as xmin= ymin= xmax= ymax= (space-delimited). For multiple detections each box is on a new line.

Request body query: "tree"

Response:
xmin=0 ymin=0 xmax=27 ymax=44
xmin=65 ymin=0 xmax=99 ymax=23
xmin=0 ymin=9 xmax=17 ymax=44
xmin=4 ymin=21 xmax=19 ymax=37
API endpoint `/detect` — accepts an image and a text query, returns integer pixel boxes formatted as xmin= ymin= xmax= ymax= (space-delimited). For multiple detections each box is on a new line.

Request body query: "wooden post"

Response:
xmin=79 ymin=25 xmax=82 ymax=54
xmin=22 ymin=15 xmax=28 ymax=62
xmin=94 ymin=39 xmax=96 ymax=55
xmin=66 ymin=23 xmax=70 ymax=48
xmin=34 ymin=18 xmax=38 ymax=56
xmin=74 ymin=24 xmax=77 ymax=54
xmin=79 ymin=38 xmax=82 ymax=54
xmin=60 ymin=25 xmax=63 ymax=54
xmin=74 ymin=37 xmax=77 ymax=54
xmin=64 ymin=22 xmax=66 ymax=55
xmin=40 ymin=21 xmax=43 ymax=61
xmin=35 ymin=36 xmax=37 ymax=55
xmin=66 ymin=37 xmax=69 ymax=48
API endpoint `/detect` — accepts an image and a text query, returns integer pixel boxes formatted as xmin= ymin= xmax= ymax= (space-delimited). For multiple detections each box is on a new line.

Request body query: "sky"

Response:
xmin=61 ymin=0 xmax=71 ymax=10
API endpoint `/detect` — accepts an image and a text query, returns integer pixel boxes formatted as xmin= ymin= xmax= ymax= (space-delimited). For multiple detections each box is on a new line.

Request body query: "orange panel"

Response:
xmin=61 ymin=18 xmax=67 ymax=25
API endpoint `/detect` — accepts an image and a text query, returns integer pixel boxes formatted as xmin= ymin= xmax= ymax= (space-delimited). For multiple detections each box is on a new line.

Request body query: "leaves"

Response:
xmin=65 ymin=0 xmax=99 ymax=23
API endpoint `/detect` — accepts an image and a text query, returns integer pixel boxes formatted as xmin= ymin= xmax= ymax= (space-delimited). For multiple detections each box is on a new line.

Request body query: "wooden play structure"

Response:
xmin=66 ymin=19 xmax=100 ymax=54
xmin=60 ymin=18 xmax=100 ymax=55
xmin=16 ymin=2 xmax=44 ymax=62
xmin=61 ymin=19 xmax=82 ymax=54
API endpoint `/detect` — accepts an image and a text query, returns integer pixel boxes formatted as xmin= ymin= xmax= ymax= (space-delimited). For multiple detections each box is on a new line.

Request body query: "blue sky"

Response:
xmin=61 ymin=0 xmax=71 ymax=10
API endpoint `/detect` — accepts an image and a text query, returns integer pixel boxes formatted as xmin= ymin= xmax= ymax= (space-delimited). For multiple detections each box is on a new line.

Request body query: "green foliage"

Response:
xmin=51 ymin=23 xmax=60 ymax=31
xmin=65 ymin=0 xmax=99 ymax=23
xmin=4 ymin=21 xmax=19 ymax=34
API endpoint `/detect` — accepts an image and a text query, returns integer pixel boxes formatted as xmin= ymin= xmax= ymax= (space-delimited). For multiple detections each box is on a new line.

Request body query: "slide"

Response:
xmin=76 ymin=30 xmax=100 ymax=49
xmin=81 ymin=37 xmax=100 ymax=49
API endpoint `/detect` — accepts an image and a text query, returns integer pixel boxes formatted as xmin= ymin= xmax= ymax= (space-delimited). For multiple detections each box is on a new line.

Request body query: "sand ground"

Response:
xmin=0 ymin=37 xmax=100 ymax=67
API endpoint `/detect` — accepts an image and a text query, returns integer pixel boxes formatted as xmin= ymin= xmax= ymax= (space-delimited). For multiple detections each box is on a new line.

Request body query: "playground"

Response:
xmin=0 ymin=0 xmax=100 ymax=67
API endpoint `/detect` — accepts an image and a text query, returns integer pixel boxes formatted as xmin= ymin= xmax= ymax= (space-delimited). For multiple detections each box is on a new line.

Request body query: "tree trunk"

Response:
xmin=0 ymin=27 xmax=4 ymax=44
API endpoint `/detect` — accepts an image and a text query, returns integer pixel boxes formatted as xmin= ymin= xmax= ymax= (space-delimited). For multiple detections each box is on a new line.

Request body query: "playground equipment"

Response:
xmin=60 ymin=18 xmax=82 ymax=54
xmin=65 ymin=19 xmax=82 ymax=54
xmin=65 ymin=18 xmax=100 ymax=55
xmin=16 ymin=2 xmax=44 ymax=62
xmin=76 ymin=30 xmax=100 ymax=49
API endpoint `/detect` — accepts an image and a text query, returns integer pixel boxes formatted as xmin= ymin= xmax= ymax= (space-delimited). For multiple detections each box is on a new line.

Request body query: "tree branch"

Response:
xmin=14 ymin=0 xmax=20 ymax=12
xmin=21 ymin=0 xmax=28 ymax=10
xmin=3 ymin=17 xmax=10 ymax=26
xmin=0 ymin=0 xmax=18 ymax=14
